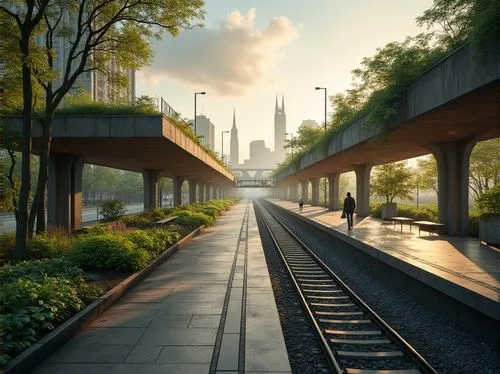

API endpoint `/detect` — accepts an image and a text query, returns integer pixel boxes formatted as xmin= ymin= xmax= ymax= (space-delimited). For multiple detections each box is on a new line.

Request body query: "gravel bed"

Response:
xmin=254 ymin=203 xmax=331 ymax=374
xmin=263 ymin=201 xmax=500 ymax=374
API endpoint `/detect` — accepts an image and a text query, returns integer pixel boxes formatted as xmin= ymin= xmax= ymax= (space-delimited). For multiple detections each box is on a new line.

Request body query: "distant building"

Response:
xmin=299 ymin=119 xmax=319 ymax=130
xmin=274 ymin=94 xmax=287 ymax=164
xmin=188 ymin=115 xmax=215 ymax=150
xmin=230 ymin=109 xmax=239 ymax=167
xmin=241 ymin=140 xmax=275 ymax=169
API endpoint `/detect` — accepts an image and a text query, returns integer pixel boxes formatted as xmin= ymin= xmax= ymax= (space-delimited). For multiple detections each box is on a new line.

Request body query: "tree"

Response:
xmin=371 ymin=161 xmax=414 ymax=204
xmin=415 ymin=155 xmax=438 ymax=193
xmin=469 ymin=138 xmax=500 ymax=199
xmin=1 ymin=0 xmax=205 ymax=260
xmin=417 ymin=0 xmax=500 ymax=54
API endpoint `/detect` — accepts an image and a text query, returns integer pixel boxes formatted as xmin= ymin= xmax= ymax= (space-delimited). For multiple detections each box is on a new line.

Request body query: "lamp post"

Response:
xmin=194 ymin=91 xmax=206 ymax=136
xmin=221 ymin=130 xmax=229 ymax=164
xmin=285 ymin=132 xmax=294 ymax=157
xmin=315 ymin=87 xmax=327 ymax=132
xmin=315 ymin=87 xmax=328 ymax=205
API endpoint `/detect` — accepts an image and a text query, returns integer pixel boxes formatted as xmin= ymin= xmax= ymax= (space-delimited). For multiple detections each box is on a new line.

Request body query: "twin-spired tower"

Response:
xmin=229 ymin=94 xmax=287 ymax=168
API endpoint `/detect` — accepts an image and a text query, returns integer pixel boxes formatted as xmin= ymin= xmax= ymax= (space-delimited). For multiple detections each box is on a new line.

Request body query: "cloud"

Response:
xmin=138 ymin=9 xmax=298 ymax=96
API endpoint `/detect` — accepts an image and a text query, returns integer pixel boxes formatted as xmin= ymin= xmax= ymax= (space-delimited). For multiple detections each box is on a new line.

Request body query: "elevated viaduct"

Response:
xmin=3 ymin=114 xmax=234 ymax=231
xmin=274 ymin=42 xmax=500 ymax=235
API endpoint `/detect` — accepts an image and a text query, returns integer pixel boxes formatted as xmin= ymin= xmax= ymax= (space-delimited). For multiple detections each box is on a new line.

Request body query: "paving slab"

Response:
xmin=30 ymin=201 xmax=291 ymax=373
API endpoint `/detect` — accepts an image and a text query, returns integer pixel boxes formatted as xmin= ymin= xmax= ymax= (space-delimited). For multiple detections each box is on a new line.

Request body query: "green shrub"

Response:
xmin=120 ymin=215 xmax=154 ymax=229
xmin=0 ymin=257 xmax=84 ymax=284
xmin=70 ymin=233 xmax=150 ymax=272
xmin=98 ymin=200 xmax=127 ymax=221
xmin=0 ymin=277 xmax=85 ymax=361
xmin=27 ymin=232 xmax=73 ymax=259
xmin=125 ymin=228 xmax=182 ymax=256
xmin=370 ymin=203 xmax=438 ymax=222
xmin=476 ymin=185 xmax=500 ymax=216
xmin=175 ymin=210 xmax=213 ymax=228
xmin=0 ymin=232 xmax=16 ymax=262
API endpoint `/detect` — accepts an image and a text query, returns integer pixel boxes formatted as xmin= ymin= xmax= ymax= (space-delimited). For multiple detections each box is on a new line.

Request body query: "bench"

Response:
xmin=414 ymin=221 xmax=445 ymax=236
xmin=155 ymin=216 xmax=178 ymax=225
xmin=391 ymin=217 xmax=415 ymax=231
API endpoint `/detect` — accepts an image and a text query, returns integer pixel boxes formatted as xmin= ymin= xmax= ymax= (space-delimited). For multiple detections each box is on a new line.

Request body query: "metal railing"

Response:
xmin=157 ymin=97 xmax=191 ymax=127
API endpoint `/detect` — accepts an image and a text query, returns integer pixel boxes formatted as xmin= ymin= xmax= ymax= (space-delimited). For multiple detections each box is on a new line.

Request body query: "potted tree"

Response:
xmin=371 ymin=162 xmax=413 ymax=220
xmin=476 ymin=185 xmax=499 ymax=247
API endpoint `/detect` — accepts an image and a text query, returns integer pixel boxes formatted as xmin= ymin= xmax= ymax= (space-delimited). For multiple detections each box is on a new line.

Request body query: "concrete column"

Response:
xmin=310 ymin=177 xmax=320 ymax=206
xmin=353 ymin=164 xmax=372 ymax=217
xmin=142 ymin=170 xmax=161 ymax=211
xmin=189 ymin=179 xmax=198 ymax=203
xmin=48 ymin=154 xmax=84 ymax=231
xmin=429 ymin=139 xmax=476 ymax=236
xmin=300 ymin=180 xmax=309 ymax=202
xmin=198 ymin=182 xmax=206 ymax=202
xmin=207 ymin=184 xmax=214 ymax=200
xmin=327 ymin=173 xmax=340 ymax=211
xmin=173 ymin=176 xmax=184 ymax=206
xmin=289 ymin=184 xmax=299 ymax=202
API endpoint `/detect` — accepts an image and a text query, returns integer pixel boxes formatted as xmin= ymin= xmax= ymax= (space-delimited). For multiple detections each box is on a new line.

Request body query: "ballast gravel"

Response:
xmin=259 ymin=202 xmax=499 ymax=374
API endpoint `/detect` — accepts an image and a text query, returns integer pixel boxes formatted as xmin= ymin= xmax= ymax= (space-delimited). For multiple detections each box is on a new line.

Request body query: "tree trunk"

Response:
xmin=14 ymin=33 xmax=34 ymax=260
xmin=29 ymin=115 xmax=53 ymax=236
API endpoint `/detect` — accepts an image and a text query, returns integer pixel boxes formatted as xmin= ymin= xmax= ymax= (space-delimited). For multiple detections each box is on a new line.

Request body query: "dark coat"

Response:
xmin=343 ymin=196 xmax=356 ymax=213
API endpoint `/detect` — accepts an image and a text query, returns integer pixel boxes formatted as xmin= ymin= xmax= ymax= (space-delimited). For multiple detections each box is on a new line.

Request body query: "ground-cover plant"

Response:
xmin=70 ymin=233 xmax=150 ymax=272
xmin=0 ymin=198 xmax=237 ymax=368
xmin=0 ymin=232 xmax=16 ymax=263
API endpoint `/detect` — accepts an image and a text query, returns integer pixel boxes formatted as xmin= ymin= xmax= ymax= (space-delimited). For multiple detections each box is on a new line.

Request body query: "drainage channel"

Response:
xmin=210 ymin=202 xmax=249 ymax=374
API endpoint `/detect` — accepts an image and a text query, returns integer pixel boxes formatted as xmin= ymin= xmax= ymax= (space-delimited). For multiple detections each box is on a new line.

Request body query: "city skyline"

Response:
xmin=136 ymin=0 xmax=433 ymax=160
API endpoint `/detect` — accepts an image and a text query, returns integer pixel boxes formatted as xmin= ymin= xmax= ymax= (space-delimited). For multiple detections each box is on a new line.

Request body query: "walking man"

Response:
xmin=298 ymin=198 xmax=304 ymax=211
xmin=343 ymin=192 xmax=356 ymax=230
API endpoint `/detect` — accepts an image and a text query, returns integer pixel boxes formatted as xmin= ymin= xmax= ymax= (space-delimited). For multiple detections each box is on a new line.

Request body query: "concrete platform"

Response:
xmin=269 ymin=199 xmax=499 ymax=324
xmin=31 ymin=201 xmax=291 ymax=374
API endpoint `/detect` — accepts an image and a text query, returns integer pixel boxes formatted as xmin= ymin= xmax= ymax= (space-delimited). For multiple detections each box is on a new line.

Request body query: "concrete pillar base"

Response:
xmin=429 ymin=139 xmax=476 ymax=236
xmin=173 ymin=176 xmax=185 ymax=206
xmin=289 ymin=184 xmax=299 ymax=202
xmin=142 ymin=170 xmax=161 ymax=211
xmin=189 ymin=179 xmax=198 ymax=204
xmin=310 ymin=177 xmax=320 ymax=206
xmin=48 ymin=154 xmax=84 ymax=231
xmin=327 ymin=173 xmax=340 ymax=211
xmin=353 ymin=164 xmax=372 ymax=217
xmin=300 ymin=180 xmax=309 ymax=202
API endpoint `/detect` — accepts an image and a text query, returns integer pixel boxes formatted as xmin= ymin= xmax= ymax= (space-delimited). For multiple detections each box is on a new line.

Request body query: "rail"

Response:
xmin=255 ymin=201 xmax=439 ymax=374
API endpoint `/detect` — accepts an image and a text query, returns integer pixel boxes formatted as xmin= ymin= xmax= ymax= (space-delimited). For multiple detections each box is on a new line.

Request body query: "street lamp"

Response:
xmin=221 ymin=130 xmax=230 ymax=164
xmin=194 ymin=91 xmax=206 ymax=136
xmin=285 ymin=132 xmax=294 ymax=157
xmin=315 ymin=87 xmax=327 ymax=132
xmin=315 ymin=87 xmax=328 ymax=206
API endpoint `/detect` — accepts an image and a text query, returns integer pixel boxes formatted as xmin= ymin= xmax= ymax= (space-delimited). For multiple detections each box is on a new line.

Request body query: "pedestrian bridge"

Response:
xmin=235 ymin=178 xmax=275 ymax=188
xmin=232 ymin=168 xmax=275 ymax=188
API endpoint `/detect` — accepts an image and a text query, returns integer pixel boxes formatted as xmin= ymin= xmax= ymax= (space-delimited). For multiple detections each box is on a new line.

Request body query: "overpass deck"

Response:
xmin=268 ymin=200 xmax=499 ymax=340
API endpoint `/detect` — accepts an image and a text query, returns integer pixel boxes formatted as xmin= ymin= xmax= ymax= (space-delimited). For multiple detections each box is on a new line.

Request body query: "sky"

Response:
xmin=136 ymin=0 xmax=434 ymax=162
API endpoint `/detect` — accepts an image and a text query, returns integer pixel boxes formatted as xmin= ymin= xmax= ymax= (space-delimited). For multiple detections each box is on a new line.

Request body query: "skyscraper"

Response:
xmin=274 ymin=94 xmax=287 ymax=163
xmin=230 ymin=108 xmax=239 ymax=168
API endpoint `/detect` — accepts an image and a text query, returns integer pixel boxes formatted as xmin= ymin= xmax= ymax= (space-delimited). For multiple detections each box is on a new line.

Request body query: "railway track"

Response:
xmin=255 ymin=201 xmax=438 ymax=374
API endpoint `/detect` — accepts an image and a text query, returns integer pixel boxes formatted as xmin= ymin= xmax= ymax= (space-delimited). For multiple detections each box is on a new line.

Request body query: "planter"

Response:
xmin=479 ymin=215 xmax=499 ymax=247
xmin=381 ymin=203 xmax=397 ymax=221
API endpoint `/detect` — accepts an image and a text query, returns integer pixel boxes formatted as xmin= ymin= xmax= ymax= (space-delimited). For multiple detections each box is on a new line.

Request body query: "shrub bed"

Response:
xmin=0 ymin=199 xmax=237 ymax=368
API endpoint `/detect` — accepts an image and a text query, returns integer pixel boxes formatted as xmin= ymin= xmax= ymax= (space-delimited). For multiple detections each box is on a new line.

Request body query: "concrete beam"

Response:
xmin=173 ymin=176 xmax=185 ymax=206
xmin=430 ymin=138 xmax=477 ymax=236
xmin=47 ymin=154 xmax=84 ymax=231
xmin=310 ymin=177 xmax=320 ymax=206
xmin=189 ymin=179 xmax=198 ymax=203
xmin=353 ymin=164 xmax=372 ymax=217
xmin=327 ymin=173 xmax=340 ymax=211
xmin=142 ymin=170 xmax=161 ymax=211
xmin=300 ymin=180 xmax=309 ymax=202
